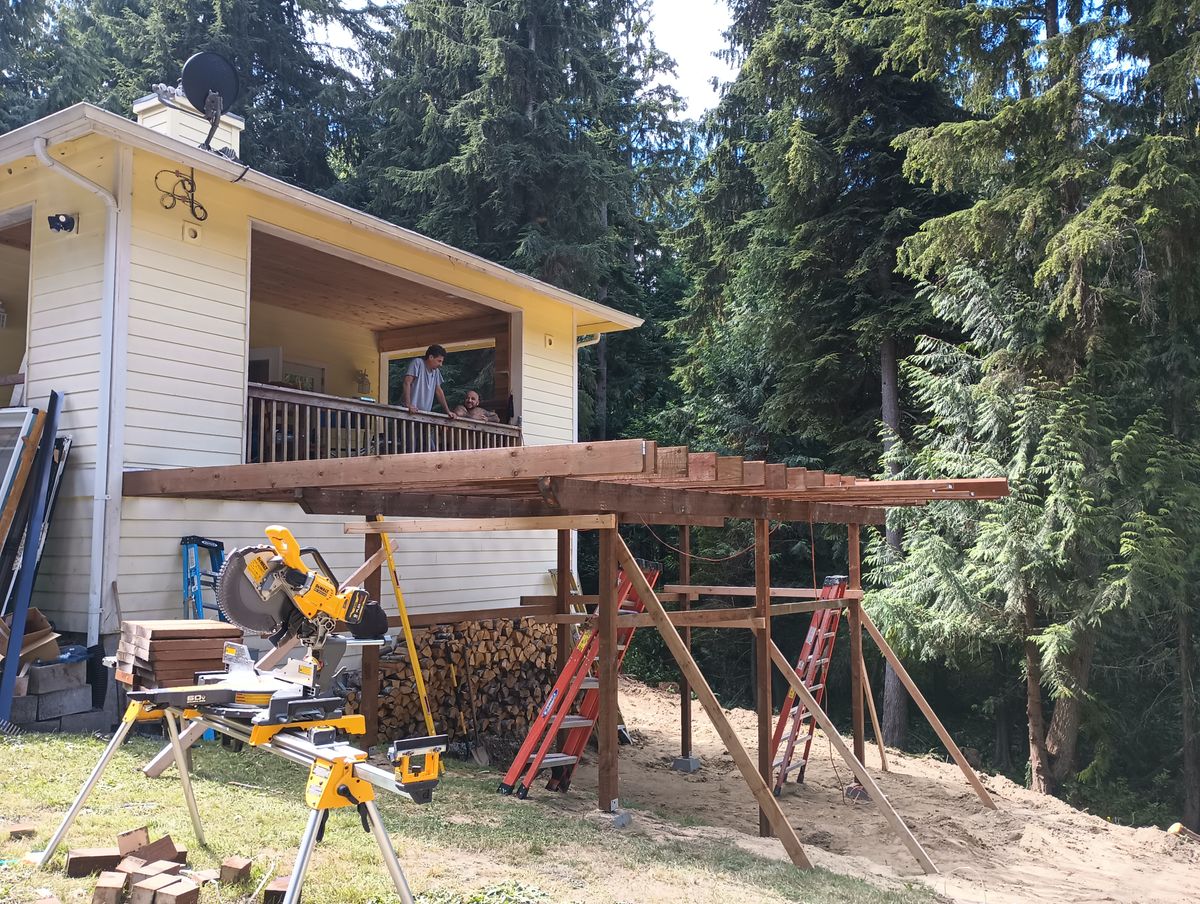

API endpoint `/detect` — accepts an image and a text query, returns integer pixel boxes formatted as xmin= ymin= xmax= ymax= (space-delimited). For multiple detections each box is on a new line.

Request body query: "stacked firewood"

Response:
xmin=344 ymin=618 xmax=556 ymax=741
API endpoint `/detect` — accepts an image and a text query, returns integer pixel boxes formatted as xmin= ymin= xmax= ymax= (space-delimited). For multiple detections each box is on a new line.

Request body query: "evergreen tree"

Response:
xmin=2 ymin=0 xmax=369 ymax=191
xmin=879 ymin=0 xmax=1200 ymax=816
xmin=355 ymin=0 xmax=686 ymax=440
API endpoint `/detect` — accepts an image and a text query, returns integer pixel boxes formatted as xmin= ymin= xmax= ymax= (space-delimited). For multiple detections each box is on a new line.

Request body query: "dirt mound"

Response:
xmin=543 ymin=677 xmax=1200 ymax=904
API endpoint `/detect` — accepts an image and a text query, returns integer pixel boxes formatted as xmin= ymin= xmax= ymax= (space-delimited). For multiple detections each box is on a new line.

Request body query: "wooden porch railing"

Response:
xmin=246 ymin=383 xmax=521 ymax=463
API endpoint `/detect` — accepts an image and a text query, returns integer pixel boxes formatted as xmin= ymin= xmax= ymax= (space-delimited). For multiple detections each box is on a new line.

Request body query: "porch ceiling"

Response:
xmin=0 ymin=220 xmax=30 ymax=251
xmin=250 ymin=230 xmax=496 ymax=332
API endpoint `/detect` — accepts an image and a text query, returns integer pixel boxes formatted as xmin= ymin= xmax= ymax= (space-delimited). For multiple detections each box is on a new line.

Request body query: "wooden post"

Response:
xmin=614 ymin=535 xmax=813 ymax=869
xmin=555 ymin=530 xmax=571 ymax=674
xmin=755 ymin=518 xmax=772 ymax=837
xmin=862 ymin=654 xmax=889 ymax=771
xmin=848 ymin=523 xmax=865 ymax=764
xmin=362 ymin=527 xmax=382 ymax=748
xmin=556 ymin=529 xmax=572 ymax=753
xmin=597 ymin=527 xmax=619 ymax=812
xmin=768 ymin=641 xmax=937 ymax=874
xmin=860 ymin=609 xmax=997 ymax=809
xmin=679 ymin=524 xmax=693 ymax=760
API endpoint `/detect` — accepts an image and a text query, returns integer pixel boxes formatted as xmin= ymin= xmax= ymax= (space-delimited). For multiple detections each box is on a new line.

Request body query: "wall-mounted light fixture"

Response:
xmin=47 ymin=213 xmax=77 ymax=233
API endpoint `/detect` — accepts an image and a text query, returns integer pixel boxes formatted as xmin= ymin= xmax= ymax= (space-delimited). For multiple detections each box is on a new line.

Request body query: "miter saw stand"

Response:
xmin=30 ymin=527 xmax=445 ymax=904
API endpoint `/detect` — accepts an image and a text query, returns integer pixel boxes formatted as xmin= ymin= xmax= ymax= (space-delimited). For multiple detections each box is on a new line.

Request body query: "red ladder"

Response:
xmin=498 ymin=560 xmax=662 ymax=799
xmin=769 ymin=575 xmax=847 ymax=795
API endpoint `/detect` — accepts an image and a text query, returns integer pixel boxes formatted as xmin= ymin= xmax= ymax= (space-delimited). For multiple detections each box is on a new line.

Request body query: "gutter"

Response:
xmin=33 ymin=136 xmax=124 ymax=646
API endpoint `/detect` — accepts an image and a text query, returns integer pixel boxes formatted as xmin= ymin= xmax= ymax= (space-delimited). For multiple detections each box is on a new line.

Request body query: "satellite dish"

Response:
xmin=180 ymin=52 xmax=240 ymax=150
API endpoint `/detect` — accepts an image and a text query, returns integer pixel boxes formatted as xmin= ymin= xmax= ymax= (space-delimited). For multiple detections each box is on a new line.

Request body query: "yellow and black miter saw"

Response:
xmin=34 ymin=526 xmax=446 ymax=904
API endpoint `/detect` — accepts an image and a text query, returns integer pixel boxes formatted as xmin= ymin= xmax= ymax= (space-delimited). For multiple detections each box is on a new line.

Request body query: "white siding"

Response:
xmin=0 ymin=137 xmax=112 ymax=634
xmin=108 ymin=146 xmax=581 ymax=631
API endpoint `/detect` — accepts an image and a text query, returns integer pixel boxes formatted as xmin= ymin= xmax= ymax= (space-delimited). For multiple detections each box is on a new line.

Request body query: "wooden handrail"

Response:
xmin=245 ymin=382 xmax=521 ymax=463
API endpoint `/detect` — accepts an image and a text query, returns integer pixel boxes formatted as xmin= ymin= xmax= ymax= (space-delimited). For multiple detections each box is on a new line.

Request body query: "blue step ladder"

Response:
xmin=181 ymin=535 xmax=226 ymax=620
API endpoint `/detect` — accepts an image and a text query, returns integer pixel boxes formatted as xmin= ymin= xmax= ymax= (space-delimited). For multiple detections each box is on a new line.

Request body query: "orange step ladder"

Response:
xmin=769 ymin=575 xmax=847 ymax=795
xmin=498 ymin=560 xmax=662 ymax=799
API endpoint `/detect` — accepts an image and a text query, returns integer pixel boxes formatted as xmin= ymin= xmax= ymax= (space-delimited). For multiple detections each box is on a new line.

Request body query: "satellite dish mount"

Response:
xmin=155 ymin=51 xmax=241 ymax=153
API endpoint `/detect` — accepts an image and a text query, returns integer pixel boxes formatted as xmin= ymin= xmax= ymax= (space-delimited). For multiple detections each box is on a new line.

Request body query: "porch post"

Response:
xmin=848 ymin=523 xmax=865 ymax=764
xmin=755 ymin=518 xmax=772 ymax=837
xmin=362 ymin=523 xmax=382 ymax=749
xmin=597 ymin=526 xmax=619 ymax=812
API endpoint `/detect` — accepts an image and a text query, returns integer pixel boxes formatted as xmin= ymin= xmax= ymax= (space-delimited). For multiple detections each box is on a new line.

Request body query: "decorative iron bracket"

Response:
xmin=155 ymin=167 xmax=208 ymax=221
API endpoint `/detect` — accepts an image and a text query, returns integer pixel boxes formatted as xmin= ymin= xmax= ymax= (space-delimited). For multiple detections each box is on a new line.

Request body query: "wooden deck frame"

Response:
xmin=122 ymin=439 xmax=1007 ymax=528
xmin=119 ymin=438 xmax=1004 ymax=862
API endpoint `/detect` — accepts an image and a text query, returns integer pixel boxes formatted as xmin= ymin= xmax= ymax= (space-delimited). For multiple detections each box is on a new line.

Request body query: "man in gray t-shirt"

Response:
xmin=402 ymin=344 xmax=457 ymax=418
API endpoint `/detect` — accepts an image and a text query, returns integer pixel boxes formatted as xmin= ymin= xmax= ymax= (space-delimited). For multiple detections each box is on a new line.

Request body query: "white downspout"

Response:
xmin=33 ymin=137 xmax=121 ymax=646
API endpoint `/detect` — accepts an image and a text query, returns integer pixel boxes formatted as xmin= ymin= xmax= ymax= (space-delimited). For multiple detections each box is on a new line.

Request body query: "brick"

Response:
xmin=27 ymin=660 xmax=86 ymax=694
xmin=130 ymin=859 xmax=181 ymax=886
xmin=35 ymin=685 xmax=92 ymax=720
xmin=6 ymin=822 xmax=36 ymax=839
xmin=130 ymin=873 xmax=178 ymax=904
xmin=115 ymin=855 xmax=146 ymax=877
xmin=66 ymin=847 xmax=123 ymax=877
xmin=157 ymin=877 xmax=200 ymax=904
xmin=117 ymin=826 xmax=150 ymax=855
xmin=131 ymin=835 xmax=177 ymax=864
xmin=92 ymin=871 xmax=127 ymax=904
xmin=171 ymin=846 xmax=187 ymax=865
xmin=263 ymin=876 xmax=292 ymax=904
xmin=220 ymin=855 xmax=252 ymax=884
xmin=187 ymin=868 xmax=220 ymax=884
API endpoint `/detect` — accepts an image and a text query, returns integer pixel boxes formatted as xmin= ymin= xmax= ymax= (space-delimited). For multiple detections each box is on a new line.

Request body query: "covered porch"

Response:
xmin=245 ymin=226 xmax=522 ymax=462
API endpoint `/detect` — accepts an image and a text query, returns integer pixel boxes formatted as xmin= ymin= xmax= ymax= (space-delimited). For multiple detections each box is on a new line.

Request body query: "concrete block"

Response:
xmin=10 ymin=693 xmax=37 ymax=724
xmin=36 ymin=684 xmax=92 ymax=720
xmin=27 ymin=660 xmax=86 ymax=694
xmin=57 ymin=706 xmax=116 ymax=734
xmin=672 ymin=755 xmax=702 ymax=774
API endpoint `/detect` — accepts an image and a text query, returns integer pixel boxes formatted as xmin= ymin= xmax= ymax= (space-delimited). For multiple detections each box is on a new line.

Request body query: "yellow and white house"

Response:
xmin=0 ymin=99 xmax=640 ymax=649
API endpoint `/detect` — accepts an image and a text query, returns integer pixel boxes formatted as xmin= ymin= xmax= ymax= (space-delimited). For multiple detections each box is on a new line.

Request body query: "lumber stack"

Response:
xmin=115 ymin=620 xmax=242 ymax=689
xmin=345 ymin=618 xmax=556 ymax=741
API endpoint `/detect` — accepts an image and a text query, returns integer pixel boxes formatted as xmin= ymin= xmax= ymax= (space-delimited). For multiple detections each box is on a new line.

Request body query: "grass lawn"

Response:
xmin=0 ymin=732 xmax=938 ymax=903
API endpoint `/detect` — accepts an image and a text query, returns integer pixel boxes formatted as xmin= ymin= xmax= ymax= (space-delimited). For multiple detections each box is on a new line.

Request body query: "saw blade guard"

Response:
xmin=215 ymin=543 xmax=292 ymax=632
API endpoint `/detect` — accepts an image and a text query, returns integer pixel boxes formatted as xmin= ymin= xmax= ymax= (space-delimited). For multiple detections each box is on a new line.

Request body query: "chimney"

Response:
xmin=132 ymin=93 xmax=245 ymax=157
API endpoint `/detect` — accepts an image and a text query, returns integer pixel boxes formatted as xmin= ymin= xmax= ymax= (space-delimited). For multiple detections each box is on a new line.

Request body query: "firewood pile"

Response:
xmin=344 ymin=618 xmax=556 ymax=744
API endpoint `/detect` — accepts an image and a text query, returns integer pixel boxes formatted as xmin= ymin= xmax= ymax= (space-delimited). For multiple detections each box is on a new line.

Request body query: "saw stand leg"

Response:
xmin=36 ymin=715 xmax=137 ymax=868
xmin=164 ymin=711 xmax=206 ymax=846
xmin=36 ymin=708 xmax=207 ymax=870
xmin=282 ymin=802 xmax=414 ymax=904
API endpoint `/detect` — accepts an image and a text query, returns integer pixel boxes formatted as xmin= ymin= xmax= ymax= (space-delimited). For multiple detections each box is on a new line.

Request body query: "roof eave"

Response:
xmin=0 ymin=104 xmax=643 ymax=335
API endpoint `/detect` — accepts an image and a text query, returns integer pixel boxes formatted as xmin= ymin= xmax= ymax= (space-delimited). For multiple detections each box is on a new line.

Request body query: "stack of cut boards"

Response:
xmin=115 ymin=620 xmax=242 ymax=689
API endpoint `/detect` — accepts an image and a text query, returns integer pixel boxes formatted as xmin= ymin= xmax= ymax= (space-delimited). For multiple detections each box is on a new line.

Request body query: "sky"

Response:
xmin=648 ymin=0 xmax=738 ymax=118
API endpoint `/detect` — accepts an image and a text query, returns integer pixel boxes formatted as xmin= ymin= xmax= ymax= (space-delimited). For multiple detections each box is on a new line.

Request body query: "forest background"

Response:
xmin=4 ymin=0 xmax=1199 ymax=832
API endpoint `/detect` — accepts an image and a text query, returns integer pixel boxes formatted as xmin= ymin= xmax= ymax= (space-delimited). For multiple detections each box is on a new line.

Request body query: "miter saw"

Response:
xmin=40 ymin=526 xmax=447 ymax=904
xmin=125 ymin=525 xmax=443 ymax=780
